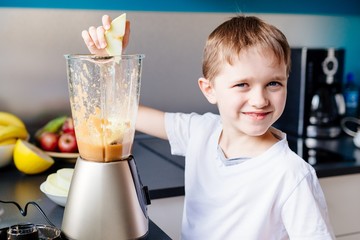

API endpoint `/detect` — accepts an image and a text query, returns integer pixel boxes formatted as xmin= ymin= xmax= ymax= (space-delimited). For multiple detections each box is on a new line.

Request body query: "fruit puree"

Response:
xmin=74 ymin=108 xmax=134 ymax=162
xmin=77 ymin=140 xmax=131 ymax=162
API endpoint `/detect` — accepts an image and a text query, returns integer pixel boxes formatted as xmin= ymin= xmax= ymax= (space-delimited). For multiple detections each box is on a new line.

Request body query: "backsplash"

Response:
xmin=0 ymin=8 xmax=359 ymax=124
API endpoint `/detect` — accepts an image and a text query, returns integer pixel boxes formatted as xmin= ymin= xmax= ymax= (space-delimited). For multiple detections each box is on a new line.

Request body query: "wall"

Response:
xmin=0 ymin=8 xmax=359 ymax=124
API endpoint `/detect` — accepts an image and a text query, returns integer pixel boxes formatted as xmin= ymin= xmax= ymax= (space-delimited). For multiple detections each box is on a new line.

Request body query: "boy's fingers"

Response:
xmin=102 ymin=15 xmax=112 ymax=30
xmin=82 ymin=30 xmax=99 ymax=54
xmin=82 ymin=30 xmax=95 ymax=49
xmin=96 ymin=26 xmax=107 ymax=48
xmin=88 ymin=26 xmax=100 ymax=48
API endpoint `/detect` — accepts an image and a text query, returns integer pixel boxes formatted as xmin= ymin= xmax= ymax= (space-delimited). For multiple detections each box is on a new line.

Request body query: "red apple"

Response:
xmin=39 ymin=132 xmax=60 ymax=152
xmin=62 ymin=117 xmax=75 ymax=134
xmin=58 ymin=133 xmax=78 ymax=153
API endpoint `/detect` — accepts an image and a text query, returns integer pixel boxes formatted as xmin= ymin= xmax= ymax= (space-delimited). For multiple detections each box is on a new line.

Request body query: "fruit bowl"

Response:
xmin=45 ymin=151 xmax=79 ymax=163
xmin=40 ymin=182 xmax=67 ymax=207
xmin=45 ymin=151 xmax=79 ymax=159
xmin=0 ymin=144 xmax=15 ymax=168
xmin=40 ymin=168 xmax=73 ymax=207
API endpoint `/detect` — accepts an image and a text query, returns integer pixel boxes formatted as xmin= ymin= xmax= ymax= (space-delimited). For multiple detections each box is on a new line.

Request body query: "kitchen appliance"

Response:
xmin=286 ymin=135 xmax=354 ymax=166
xmin=275 ymin=48 xmax=345 ymax=138
xmin=61 ymin=54 xmax=150 ymax=240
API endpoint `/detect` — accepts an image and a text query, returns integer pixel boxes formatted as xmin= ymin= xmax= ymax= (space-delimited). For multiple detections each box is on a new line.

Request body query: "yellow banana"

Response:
xmin=0 ymin=111 xmax=26 ymax=128
xmin=0 ymin=138 xmax=17 ymax=145
xmin=0 ymin=125 xmax=28 ymax=142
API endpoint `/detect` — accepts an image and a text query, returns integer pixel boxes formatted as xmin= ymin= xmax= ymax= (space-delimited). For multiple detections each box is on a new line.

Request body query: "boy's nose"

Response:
xmin=249 ymin=90 xmax=268 ymax=108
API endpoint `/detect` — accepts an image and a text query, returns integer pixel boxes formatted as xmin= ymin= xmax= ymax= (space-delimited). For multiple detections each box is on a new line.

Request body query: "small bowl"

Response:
xmin=0 ymin=144 xmax=15 ymax=168
xmin=40 ymin=182 xmax=67 ymax=207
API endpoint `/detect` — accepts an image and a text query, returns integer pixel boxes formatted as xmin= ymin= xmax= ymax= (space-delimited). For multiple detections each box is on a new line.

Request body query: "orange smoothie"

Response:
xmin=74 ymin=108 xmax=134 ymax=162
xmin=77 ymin=140 xmax=132 ymax=162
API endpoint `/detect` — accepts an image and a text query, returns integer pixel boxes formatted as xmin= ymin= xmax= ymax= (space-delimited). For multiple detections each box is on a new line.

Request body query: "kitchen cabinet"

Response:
xmin=319 ymin=174 xmax=360 ymax=239
xmin=148 ymin=196 xmax=184 ymax=240
xmin=337 ymin=234 xmax=360 ymax=240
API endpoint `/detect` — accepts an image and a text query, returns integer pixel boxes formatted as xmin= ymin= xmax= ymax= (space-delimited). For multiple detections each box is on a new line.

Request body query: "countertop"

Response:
xmin=133 ymin=134 xmax=360 ymax=192
xmin=1 ymin=134 xmax=360 ymax=238
xmin=0 ymin=163 xmax=171 ymax=240
xmin=134 ymin=134 xmax=360 ymax=183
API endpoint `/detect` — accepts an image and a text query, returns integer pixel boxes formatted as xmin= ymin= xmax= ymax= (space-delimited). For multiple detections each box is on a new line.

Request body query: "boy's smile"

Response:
xmin=199 ymin=47 xmax=288 ymax=152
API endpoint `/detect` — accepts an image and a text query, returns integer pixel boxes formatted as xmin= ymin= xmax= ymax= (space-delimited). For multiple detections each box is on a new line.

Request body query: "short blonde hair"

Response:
xmin=202 ymin=15 xmax=291 ymax=81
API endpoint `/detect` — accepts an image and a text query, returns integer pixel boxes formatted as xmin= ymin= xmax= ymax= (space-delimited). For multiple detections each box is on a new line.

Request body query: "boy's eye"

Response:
xmin=267 ymin=81 xmax=282 ymax=87
xmin=234 ymin=83 xmax=248 ymax=88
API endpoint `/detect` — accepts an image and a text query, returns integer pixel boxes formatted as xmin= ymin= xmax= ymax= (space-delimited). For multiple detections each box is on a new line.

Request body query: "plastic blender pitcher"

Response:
xmin=65 ymin=54 xmax=144 ymax=162
xmin=62 ymin=54 xmax=150 ymax=240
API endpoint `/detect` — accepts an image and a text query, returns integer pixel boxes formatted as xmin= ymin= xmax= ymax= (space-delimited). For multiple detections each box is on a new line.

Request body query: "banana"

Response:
xmin=0 ymin=138 xmax=17 ymax=145
xmin=0 ymin=111 xmax=26 ymax=128
xmin=0 ymin=125 xmax=28 ymax=142
xmin=35 ymin=116 xmax=67 ymax=140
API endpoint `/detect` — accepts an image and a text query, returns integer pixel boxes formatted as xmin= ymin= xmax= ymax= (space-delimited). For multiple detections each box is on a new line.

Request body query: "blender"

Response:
xmin=61 ymin=54 xmax=150 ymax=239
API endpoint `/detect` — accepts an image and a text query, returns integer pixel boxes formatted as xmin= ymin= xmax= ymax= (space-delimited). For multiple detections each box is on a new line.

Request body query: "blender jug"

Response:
xmin=62 ymin=54 xmax=150 ymax=240
xmin=65 ymin=54 xmax=143 ymax=162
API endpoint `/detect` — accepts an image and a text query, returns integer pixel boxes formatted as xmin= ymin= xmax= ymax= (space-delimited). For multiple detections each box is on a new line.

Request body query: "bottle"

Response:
xmin=343 ymin=72 xmax=359 ymax=117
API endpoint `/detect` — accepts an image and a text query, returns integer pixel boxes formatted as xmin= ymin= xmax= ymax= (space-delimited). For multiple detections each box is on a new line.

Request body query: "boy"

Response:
xmin=82 ymin=15 xmax=335 ymax=239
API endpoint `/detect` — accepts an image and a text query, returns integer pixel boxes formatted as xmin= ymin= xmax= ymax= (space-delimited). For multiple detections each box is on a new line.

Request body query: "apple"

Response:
xmin=62 ymin=117 xmax=75 ymax=134
xmin=58 ymin=133 xmax=78 ymax=153
xmin=39 ymin=132 xmax=60 ymax=152
xmin=105 ymin=13 xmax=126 ymax=55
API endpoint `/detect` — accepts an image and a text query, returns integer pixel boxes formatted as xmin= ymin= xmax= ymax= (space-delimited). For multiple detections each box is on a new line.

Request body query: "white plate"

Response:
xmin=45 ymin=151 xmax=79 ymax=159
xmin=40 ymin=182 xmax=67 ymax=207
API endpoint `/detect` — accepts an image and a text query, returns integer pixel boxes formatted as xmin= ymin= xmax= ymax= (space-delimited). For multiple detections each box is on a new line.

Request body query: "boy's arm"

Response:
xmin=136 ymin=105 xmax=168 ymax=140
xmin=81 ymin=15 xmax=168 ymax=140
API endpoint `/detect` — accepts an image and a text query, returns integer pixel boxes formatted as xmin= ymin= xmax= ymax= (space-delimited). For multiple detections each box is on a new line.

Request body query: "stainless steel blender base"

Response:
xmin=61 ymin=157 xmax=150 ymax=240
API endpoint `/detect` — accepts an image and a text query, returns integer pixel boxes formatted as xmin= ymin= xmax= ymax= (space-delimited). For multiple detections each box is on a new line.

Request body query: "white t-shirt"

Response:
xmin=165 ymin=112 xmax=335 ymax=240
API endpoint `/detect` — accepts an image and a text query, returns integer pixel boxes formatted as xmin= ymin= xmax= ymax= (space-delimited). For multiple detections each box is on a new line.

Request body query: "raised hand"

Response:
xmin=82 ymin=15 xmax=130 ymax=55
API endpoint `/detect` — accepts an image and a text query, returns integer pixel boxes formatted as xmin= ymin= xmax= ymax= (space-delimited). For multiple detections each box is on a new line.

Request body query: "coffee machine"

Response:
xmin=275 ymin=48 xmax=345 ymax=138
xmin=61 ymin=54 xmax=151 ymax=240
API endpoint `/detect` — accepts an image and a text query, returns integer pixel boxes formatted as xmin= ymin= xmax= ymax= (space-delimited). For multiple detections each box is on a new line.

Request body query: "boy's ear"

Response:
xmin=198 ymin=77 xmax=217 ymax=104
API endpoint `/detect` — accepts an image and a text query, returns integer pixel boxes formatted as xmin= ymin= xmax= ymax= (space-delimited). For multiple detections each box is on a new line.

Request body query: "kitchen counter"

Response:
xmin=1 ymin=134 xmax=359 ymax=238
xmin=0 ymin=162 xmax=171 ymax=240
xmin=133 ymin=134 xmax=360 ymax=192
xmin=286 ymin=134 xmax=360 ymax=178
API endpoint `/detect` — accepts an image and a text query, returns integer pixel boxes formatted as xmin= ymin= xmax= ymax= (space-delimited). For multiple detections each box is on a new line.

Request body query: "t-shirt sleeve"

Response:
xmin=164 ymin=112 xmax=196 ymax=156
xmin=281 ymin=169 xmax=335 ymax=239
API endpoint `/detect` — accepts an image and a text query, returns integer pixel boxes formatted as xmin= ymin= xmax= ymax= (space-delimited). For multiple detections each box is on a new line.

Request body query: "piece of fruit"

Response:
xmin=58 ymin=133 xmax=78 ymax=153
xmin=0 ymin=143 xmax=15 ymax=168
xmin=13 ymin=139 xmax=54 ymax=174
xmin=0 ymin=138 xmax=17 ymax=146
xmin=0 ymin=125 xmax=28 ymax=142
xmin=61 ymin=117 xmax=75 ymax=134
xmin=0 ymin=111 xmax=26 ymax=128
xmin=105 ymin=13 xmax=126 ymax=56
xmin=39 ymin=132 xmax=60 ymax=152
xmin=35 ymin=116 xmax=67 ymax=140
xmin=44 ymin=173 xmax=68 ymax=196
xmin=56 ymin=168 xmax=74 ymax=190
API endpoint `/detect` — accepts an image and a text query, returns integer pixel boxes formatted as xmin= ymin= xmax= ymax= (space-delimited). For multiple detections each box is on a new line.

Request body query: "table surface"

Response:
xmin=2 ymin=134 xmax=360 ymax=239
xmin=0 ymin=150 xmax=172 ymax=239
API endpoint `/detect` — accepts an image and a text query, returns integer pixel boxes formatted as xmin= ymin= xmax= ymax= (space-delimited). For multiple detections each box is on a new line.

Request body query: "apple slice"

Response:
xmin=105 ymin=13 xmax=127 ymax=56
xmin=56 ymin=168 xmax=74 ymax=190
xmin=44 ymin=173 xmax=68 ymax=196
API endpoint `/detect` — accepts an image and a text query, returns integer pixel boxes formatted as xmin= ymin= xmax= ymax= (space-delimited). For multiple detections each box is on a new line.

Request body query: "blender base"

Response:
xmin=61 ymin=157 xmax=150 ymax=240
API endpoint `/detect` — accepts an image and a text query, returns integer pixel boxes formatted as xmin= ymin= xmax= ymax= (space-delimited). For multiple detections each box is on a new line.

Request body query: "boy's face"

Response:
xmin=199 ymin=47 xmax=288 ymax=137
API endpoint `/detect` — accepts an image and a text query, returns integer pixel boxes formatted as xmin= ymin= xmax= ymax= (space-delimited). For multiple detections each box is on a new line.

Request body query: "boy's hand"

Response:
xmin=82 ymin=15 xmax=130 ymax=55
